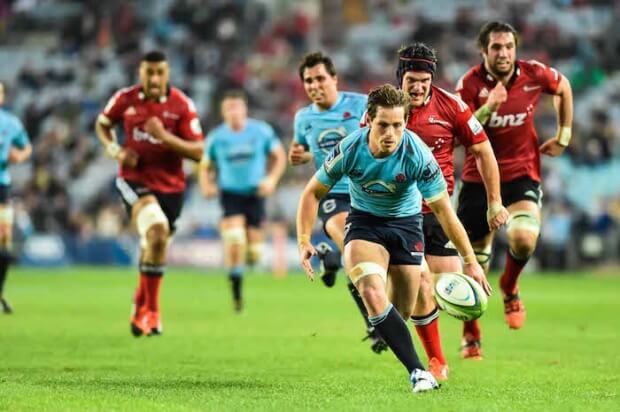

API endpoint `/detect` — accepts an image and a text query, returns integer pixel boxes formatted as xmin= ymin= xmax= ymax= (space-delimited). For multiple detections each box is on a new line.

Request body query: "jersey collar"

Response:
xmin=138 ymin=86 xmax=170 ymax=103
xmin=481 ymin=61 xmax=521 ymax=85
xmin=312 ymin=92 xmax=344 ymax=113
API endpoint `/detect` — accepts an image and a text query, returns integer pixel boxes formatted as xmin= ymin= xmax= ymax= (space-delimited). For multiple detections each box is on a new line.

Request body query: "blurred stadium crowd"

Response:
xmin=0 ymin=0 xmax=619 ymax=269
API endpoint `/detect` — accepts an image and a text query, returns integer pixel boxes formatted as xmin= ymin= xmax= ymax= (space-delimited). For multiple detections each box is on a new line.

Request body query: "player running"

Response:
xmin=95 ymin=51 xmax=205 ymax=337
xmin=296 ymin=84 xmax=490 ymax=393
xmin=288 ymin=51 xmax=387 ymax=353
xmin=395 ymin=43 xmax=509 ymax=370
xmin=456 ymin=21 xmax=573 ymax=331
xmin=0 ymin=81 xmax=32 ymax=314
xmin=199 ymin=90 xmax=286 ymax=312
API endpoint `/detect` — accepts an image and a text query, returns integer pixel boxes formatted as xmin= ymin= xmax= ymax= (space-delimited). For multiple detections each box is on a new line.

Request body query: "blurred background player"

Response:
xmin=0 ymin=82 xmax=32 ymax=314
xmin=296 ymin=84 xmax=490 ymax=393
xmin=396 ymin=43 xmax=509 ymax=369
xmin=288 ymin=51 xmax=387 ymax=353
xmin=456 ymin=21 xmax=573 ymax=331
xmin=199 ymin=90 xmax=286 ymax=312
xmin=95 ymin=51 xmax=204 ymax=336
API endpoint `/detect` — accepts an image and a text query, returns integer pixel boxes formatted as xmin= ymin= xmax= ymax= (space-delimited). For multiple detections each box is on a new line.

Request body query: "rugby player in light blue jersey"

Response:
xmin=199 ymin=90 xmax=286 ymax=312
xmin=296 ymin=85 xmax=490 ymax=393
xmin=288 ymin=52 xmax=388 ymax=353
xmin=0 ymin=82 xmax=32 ymax=314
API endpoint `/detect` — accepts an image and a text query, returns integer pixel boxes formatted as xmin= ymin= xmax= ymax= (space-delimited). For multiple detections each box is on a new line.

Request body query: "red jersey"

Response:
xmin=99 ymin=85 xmax=204 ymax=193
xmin=407 ymin=86 xmax=487 ymax=213
xmin=456 ymin=60 xmax=562 ymax=183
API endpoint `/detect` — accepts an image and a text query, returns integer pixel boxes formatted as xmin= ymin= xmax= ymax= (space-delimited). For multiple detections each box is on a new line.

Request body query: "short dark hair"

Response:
xmin=142 ymin=50 xmax=167 ymax=63
xmin=221 ymin=89 xmax=247 ymax=103
xmin=298 ymin=51 xmax=337 ymax=81
xmin=366 ymin=84 xmax=411 ymax=120
xmin=396 ymin=42 xmax=438 ymax=86
xmin=477 ymin=21 xmax=519 ymax=51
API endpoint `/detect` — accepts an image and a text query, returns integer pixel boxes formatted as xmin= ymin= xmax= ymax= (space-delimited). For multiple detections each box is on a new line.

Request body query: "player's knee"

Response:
xmin=510 ymin=233 xmax=537 ymax=258
xmin=417 ymin=270 xmax=434 ymax=304
xmin=474 ymin=244 xmax=492 ymax=271
xmin=136 ymin=202 xmax=169 ymax=250
xmin=221 ymin=227 xmax=247 ymax=248
xmin=246 ymin=242 xmax=263 ymax=265
xmin=360 ymin=283 xmax=387 ymax=312
xmin=146 ymin=223 xmax=169 ymax=254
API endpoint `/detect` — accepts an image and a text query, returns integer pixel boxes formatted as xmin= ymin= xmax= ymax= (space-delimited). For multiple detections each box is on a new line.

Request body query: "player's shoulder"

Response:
xmin=456 ymin=64 xmax=484 ymax=90
xmin=247 ymin=118 xmax=275 ymax=134
xmin=340 ymin=91 xmax=368 ymax=106
xmin=170 ymin=87 xmax=198 ymax=112
xmin=294 ymin=104 xmax=314 ymax=123
xmin=112 ymin=84 xmax=141 ymax=100
xmin=518 ymin=59 xmax=559 ymax=79
xmin=432 ymin=86 xmax=469 ymax=113
xmin=0 ymin=108 xmax=23 ymax=128
xmin=207 ymin=123 xmax=228 ymax=140
xmin=340 ymin=127 xmax=366 ymax=152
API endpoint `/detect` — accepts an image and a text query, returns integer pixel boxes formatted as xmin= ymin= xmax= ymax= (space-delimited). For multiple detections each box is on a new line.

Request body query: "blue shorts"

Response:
xmin=318 ymin=193 xmax=350 ymax=238
xmin=344 ymin=208 xmax=425 ymax=266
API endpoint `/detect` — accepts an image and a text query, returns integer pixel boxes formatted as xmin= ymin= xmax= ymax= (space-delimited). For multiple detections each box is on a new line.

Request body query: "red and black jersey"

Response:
xmin=456 ymin=60 xmax=562 ymax=183
xmin=407 ymin=85 xmax=488 ymax=213
xmin=99 ymin=85 xmax=204 ymax=193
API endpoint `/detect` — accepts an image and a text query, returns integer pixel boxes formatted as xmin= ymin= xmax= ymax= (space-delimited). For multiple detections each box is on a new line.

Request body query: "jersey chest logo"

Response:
xmin=428 ymin=116 xmax=451 ymax=127
xmin=488 ymin=112 xmax=528 ymax=128
xmin=361 ymin=180 xmax=396 ymax=196
xmin=317 ymin=127 xmax=348 ymax=153
xmin=132 ymin=127 xmax=162 ymax=145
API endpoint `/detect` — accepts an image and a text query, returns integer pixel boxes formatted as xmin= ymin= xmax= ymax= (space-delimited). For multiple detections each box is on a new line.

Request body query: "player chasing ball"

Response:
xmin=296 ymin=84 xmax=490 ymax=393
xmin=199 ymin=90 xmax=286 ymax=312
xmin=95 ymin=51 xmax=205 ymax=336
xmin=289 ymin=51 xmax=387 ymax=352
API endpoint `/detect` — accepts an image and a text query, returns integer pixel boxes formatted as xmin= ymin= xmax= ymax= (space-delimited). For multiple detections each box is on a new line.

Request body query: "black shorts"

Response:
xmin=318 ymin=193 xmax=350 ymax=238
xmin=344 ymin=208 xmax=424 ymax=266
xmin=457 ymin=176 xmax=543 ymax=242
xmin=220 ymin=191 xmax=265 ymax=228
xmin=0 ymin=185 xmax=9 ymax=204
xmin=423 ymin=213 xmax=458 ymax=256
xmin=115 ymin=177 xmax=184 ymax=232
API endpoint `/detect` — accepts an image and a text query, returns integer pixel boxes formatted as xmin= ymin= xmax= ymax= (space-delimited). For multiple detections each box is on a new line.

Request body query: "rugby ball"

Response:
xmin=434 ymin=272 xmax=488 ymax=321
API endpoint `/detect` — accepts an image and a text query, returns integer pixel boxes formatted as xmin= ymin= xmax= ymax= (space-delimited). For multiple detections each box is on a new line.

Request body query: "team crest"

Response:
xmin=395 ymin=173 xmax=406 ymax=183
xmin=343 ymin=111 xmax=351 ymax=119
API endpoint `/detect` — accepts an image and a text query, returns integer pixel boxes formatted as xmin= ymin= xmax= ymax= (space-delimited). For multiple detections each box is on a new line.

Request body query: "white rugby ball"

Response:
xmin=434 ymin=272 xmax=488 ymax=321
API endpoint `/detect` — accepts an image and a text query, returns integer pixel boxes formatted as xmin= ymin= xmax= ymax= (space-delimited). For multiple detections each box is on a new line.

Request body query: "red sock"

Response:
xmin=499 ymin=252 xmax=528 ymax=295
xmin=463 ymin=319 xmax=481 ymax=341
xmin=133 ymin=274 xmax=148 ymax=307
xmin=143 ymin=274 xmax=163 ymax=312
xmin=414 ymin=317 xmax=446 ymax=365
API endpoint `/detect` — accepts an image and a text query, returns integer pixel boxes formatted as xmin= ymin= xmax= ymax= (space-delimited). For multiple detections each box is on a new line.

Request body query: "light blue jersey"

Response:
xmin=316 ymin=128 xmax=447 ymax=217
xmin=0 ymin=109 xmax=30 ymax=186
xmin=204 ymin=118 xmax=281 ymax=194
xmin=294 ymin=91 xmax=367 ymax=194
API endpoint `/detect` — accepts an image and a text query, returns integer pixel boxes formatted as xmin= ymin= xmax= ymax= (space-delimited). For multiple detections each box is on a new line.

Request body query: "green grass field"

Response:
xmin=1 ymin=267 xmax=618 ymax=411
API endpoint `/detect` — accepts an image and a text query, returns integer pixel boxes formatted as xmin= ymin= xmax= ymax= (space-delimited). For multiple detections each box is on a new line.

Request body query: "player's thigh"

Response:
xmin=0 ymin=204 xmax=11 ymax=244
xmin=425 ymin=254 xmax=462 ymax=274
xmin=324 ymin=211 xmax=347 ymax=251
xmin=246 ymin=226 xmax=263 ymax=243
xmin=220 ymin=214 xmax=246 ymax=231
xmin=456 ymin=181 xmax=490 ymax=243
xmin=344 ymin=239 xmax=390 ymax=270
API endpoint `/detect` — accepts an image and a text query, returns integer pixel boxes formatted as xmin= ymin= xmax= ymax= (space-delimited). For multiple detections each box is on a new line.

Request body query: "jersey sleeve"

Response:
xmin=10 ymin=118 xmax=30 ymax=149
xmin=455 ymin=72 xmax=478 ymax=112
xmin=453 ymin=104 xmax=487 ymax=147
xmin=528 ymin=60 xmax=562 ymax=94
xmin=413 ymin=143 xmax=447 ymax=202
xmin=178 ymin=96 xmax=204 ymax=142
xmin=202 ymin=133 xmax=217 ymax=165
xmin=99 ymin=88 xmax=129 ymax=126
xmin=293 ymin=111 xmax=307 ymax=146
xmin=315 ymin=141 xmax=345 ymax=188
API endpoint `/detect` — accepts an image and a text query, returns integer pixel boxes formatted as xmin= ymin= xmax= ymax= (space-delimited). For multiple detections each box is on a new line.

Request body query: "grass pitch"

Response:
xmin=1 ymin=266 xmax=618 ymax=411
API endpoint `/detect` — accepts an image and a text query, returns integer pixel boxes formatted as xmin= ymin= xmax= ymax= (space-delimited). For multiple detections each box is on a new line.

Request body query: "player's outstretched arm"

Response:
xmin=296 ymin=176 xmax=330 ymax=280
xmin=468 ymin=140 xmax=508 ymax=230
xmin=8 ymin=144 xmax=32 ymax=164
xmin=144 ymin=117 xmax=203 ymax=161
xmin=288 ymin=143 xmax=313 ymax=166
xmin=428 ymin=193 xmax=491 ymax=295
xmin=540 ymin=76 xmax=573 ymax=157
xmin=258 ymin=145 xmax=287 ymax=197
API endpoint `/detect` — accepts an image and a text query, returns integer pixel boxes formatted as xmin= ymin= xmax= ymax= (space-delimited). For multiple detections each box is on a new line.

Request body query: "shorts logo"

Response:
xmin=344 ymin=222 xmax=351 ymax=237
xmin=322 ymin=199 xmax=337 ymax=214
xmin=524 ymin=189 xmax=539 ymax=201
xmin=395 ymin=173 xmax=406 ymax=183
xmin=443 ymin=240 xmax=456 ymax=250
xmin=413 ymin=241 xmax=424 ymax=252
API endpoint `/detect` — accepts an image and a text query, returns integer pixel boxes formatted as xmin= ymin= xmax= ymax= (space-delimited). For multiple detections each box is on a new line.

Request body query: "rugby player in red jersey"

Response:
xmin=395 ymin=43 xmax=508 ymax=372
xmin=456 ymin=22 xmax=573 ymax=331
xmin=95 ymin=51 xmax=204 ymax=337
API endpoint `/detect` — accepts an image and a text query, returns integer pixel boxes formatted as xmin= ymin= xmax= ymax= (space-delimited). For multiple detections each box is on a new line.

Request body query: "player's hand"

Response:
xmin=144 ymin=117 xmax=165 ymax=139
xmin=257 ymin=176 xmax=277 ymax=197
xmin=463 ymin=261 xmax=492 ymax=296
xmin=487 ymin=201 xmax=509 ymax=230
xmin=118 ymin=147 xmax=139 ymax=168
xmin=289 ymin=143 xmax=309 ymax=165
xmin=539 ymin=138 xmax=566 ymax=157
xmin=298 ymin=241 xmax=317 ymax=281
xmin=201 ymin=183 xmax=218 ymax=198
xmin=486 ymin=82 xmax=508 ymax=112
